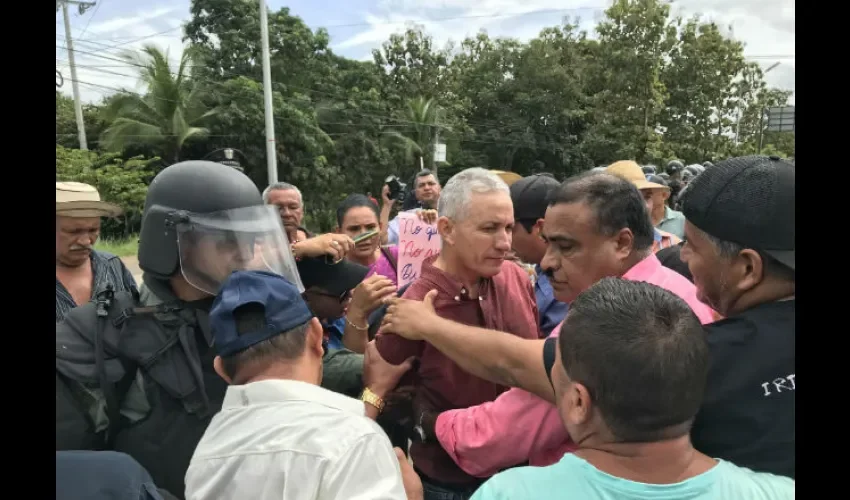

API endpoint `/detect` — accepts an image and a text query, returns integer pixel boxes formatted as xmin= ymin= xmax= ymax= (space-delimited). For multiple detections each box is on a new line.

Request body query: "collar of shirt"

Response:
xmin=622 ymin=252 xmax=664 ymax=281
xmin=419 ymin=254 xmax=492 ymax=302
xmin=322 ymin=318 xmax=346 ymax=350
xmin=534 ymin=264 xmax=555 ymax=299
xmin=222 ymin=378 xmax=365 ymax=415
xmin=56 ymin=250 xmax=126 ymax=321
xmin=663 ymin=205 xmax=684 ymax=223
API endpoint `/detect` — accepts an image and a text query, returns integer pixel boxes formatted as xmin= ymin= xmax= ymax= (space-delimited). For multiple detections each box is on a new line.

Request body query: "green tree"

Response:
xmin=99 ymin=45 xmax=218 ymax=163
xmin=584 ymin=0 xmax=676 ymax=163
xmin=373 ymin=27 xmax=450 ymax=107
xmin=730 ymin=64 xmax=794 ymax=157
xmin=660 ymin=17 xmax=747 ymax=162
xmin=185 ymin=0 xmax=332 ymax=90
xmin=56 ymin=145 xmax=159 ymax=238
xmin=56 ymin=92 xmax=110 ymax=150
xmin=382 ymin=96 xmax=442 ymax=177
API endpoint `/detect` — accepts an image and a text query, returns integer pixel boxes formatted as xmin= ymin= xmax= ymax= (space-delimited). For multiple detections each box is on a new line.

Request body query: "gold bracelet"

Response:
xmin=345 ymin=316 xmax=369 ymax=330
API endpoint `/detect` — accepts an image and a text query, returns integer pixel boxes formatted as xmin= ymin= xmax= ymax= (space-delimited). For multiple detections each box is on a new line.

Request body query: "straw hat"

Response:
xmin=56 ymin=182 xmax=123 ymax=218
xmin=489 ymin=170 xmax=523 ymax=187
xmin=605 ymin=161 xmax=669 ymax=191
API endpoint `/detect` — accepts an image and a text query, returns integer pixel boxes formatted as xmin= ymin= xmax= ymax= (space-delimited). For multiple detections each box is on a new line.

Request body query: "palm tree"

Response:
xmin=382 ymin=96 xmax=440 ymax=176
xmin=100 ymin=45 xmax=217 ymax=164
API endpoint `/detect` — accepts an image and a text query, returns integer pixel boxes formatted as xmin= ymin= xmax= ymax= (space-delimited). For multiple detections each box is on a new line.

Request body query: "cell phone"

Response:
xmin=353 ymin=229 xmax=379 ymax=244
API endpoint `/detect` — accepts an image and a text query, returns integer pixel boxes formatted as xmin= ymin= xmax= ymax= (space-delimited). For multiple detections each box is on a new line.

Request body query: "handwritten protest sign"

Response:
xmin=397 ymin=212 xmax=441 ymax=288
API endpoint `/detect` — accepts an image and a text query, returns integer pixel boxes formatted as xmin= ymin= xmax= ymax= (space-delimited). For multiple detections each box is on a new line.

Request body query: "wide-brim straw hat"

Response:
xmin=56 ymin=182 xmax=123 ymax=218
xmin=490 ymin=170 xmax=523 ymax=187
xmin=605 ymin=161 xmax=669 ymax=191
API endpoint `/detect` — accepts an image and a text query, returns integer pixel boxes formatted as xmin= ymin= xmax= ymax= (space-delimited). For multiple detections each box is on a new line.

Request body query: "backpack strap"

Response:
xmin=367 ymin=281 xmax=414 ymax=339
xmin=93 ymin=286 xmax=160 ymax=448
xmin=380 ymin=246 xmax=398 ymax=271
xmin=94 ymin=285 xmax=126 ymax=448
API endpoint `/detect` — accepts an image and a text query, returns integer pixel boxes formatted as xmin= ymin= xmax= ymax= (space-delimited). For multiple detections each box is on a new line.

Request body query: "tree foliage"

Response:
xmin=56 ymin=145 xmax=160 ymax=238
xmin=99 ymin=45 xmax=217 ymax=164
xmin=57 ymin=0 xmax=794 ymax=232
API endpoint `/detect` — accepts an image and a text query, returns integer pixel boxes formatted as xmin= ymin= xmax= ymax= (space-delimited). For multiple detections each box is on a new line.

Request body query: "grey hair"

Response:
xmin=437 ymin=168 xmax=510 ymax=221
xmin=702 ymin=228 xmax=794 ymax=281
xmin=703 ymin=231 xmax=744 ymax=258
xmin=262 ymin=182 xmax=303 ymax=205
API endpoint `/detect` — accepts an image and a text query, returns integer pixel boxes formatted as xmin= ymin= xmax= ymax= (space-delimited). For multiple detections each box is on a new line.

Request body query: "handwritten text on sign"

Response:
xmin=397 ymin=212 xmax=441 ymax=287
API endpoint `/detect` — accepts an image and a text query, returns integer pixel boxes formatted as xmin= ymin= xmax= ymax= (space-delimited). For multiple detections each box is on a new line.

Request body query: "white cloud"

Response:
xmin=57 ymin=0 xmax=793 ymax=105
xmin=338 ymin=0 xmax=794 ymax=97
xmin=57 ymin=4 xmax=188 ymax=103
xmin=85 ymin=6 xmax=179 ymax=34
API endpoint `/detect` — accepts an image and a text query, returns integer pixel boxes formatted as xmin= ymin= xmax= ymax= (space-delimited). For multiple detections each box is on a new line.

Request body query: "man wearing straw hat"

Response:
xmin=56 ymin=182 xmax=138 ymax=323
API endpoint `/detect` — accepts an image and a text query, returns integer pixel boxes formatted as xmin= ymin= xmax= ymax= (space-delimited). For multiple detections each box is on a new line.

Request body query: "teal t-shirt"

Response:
xmin=471 ymin=454 xmax=794 ymax=500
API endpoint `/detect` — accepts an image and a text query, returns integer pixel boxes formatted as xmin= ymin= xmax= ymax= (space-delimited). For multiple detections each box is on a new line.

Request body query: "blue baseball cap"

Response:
xmin=210 ymin=270 xmax=314 ymax=357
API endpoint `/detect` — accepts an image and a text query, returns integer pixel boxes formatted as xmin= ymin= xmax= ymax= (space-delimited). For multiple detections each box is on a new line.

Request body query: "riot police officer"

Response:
xmin=666 ymin=160 xmax=685 ymax=180
xmin=56 ymin=161 xmax=304 ymax=498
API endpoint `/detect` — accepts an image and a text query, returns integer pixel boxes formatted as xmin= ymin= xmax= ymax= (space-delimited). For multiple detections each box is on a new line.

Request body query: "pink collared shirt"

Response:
xmin=435 ymin=253 xmax=716 ymax=478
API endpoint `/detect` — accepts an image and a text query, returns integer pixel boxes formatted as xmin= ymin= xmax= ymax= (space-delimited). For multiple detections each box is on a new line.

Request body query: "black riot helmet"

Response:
xmin=684 ymin=164 xmax=702 ymax=176
xmin=666 ymin=160 xmax=684 ymax=175
xmin=138 ymin=161 xmax=302 ymax=294
xmin=642 ymin=165 xmax=657 ymax=175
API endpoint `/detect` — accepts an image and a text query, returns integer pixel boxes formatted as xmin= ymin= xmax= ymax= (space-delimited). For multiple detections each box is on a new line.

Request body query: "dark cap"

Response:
xmin=510 ymin=174 xmax=561 ymax=221
xmin=646 ymin=174 xmax=668 ymax=187
xmin=296 ymin=257 xmax=369 ymax=297
xmin=682 ymin=155 xmax=794 ymax=270
xmin=210 ymin=270 xmax=314 ymax=357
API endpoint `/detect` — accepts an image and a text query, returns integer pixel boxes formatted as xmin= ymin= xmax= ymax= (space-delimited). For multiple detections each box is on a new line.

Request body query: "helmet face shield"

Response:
xmin=175 ymin=205 xmax=303 ymax=295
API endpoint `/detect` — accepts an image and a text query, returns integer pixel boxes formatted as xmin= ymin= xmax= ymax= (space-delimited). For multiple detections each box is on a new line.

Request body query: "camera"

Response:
xmin=385 ymin=175 xmax=407 ymax=203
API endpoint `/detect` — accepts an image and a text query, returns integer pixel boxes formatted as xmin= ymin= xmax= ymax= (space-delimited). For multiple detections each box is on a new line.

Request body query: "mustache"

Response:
xmin=70 ymin=245 xmax=93 ymax=251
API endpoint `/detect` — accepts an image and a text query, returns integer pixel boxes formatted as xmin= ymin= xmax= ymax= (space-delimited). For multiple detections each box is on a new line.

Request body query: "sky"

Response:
xmin=56 ymin=0 xmax=795 ymax=105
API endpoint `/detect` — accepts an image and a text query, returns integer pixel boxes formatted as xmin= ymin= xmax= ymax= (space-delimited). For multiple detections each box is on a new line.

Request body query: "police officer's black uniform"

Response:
xmin=56 ymin=161 xmax=302 ymax=498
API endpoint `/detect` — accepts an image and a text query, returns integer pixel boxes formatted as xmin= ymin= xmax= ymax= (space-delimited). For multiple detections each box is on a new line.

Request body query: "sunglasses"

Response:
xmin=305 ymin=289 xmax=351 ymax=303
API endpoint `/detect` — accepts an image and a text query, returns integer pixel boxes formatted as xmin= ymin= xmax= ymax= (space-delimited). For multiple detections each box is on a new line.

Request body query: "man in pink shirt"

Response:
xmin=381 ymin=172 xmax=715 ymax=480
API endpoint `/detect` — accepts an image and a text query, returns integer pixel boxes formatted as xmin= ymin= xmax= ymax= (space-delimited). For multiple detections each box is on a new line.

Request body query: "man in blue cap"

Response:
xmin=185 ymin=270 xmax=421 ymax=500
xmin=57 ymin=450 xmax=176 ymax=500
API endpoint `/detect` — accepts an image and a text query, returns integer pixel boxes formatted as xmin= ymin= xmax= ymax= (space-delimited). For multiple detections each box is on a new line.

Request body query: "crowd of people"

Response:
xmin=56 ymin=153 xmax=795 ymax=500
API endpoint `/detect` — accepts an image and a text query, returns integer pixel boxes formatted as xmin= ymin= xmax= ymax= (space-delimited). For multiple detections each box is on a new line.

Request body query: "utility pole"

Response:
xmin=735 ymin=62 xmax=780 ymax=147
xmin=431 ymin=107 xmax=440 ymax=170
xmin=431 ymin=106 xmax=444 ymax=176
xmin=258 ymin=0 xmax=278 ymax=185
xmin=57 ymin=0 xmax=95 ymax=151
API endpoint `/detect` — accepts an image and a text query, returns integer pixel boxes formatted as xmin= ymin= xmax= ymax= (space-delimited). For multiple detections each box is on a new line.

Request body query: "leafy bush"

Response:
xmin=56 ymin=145 xmax=160 ymax=239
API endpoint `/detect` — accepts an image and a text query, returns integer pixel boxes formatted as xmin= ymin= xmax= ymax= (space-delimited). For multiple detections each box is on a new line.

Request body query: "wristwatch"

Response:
xmin=361 ymin=387 xmax=385 ymax=413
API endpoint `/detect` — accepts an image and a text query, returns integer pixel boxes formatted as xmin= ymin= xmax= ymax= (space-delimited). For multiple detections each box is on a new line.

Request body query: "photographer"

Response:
xmin=381 ymin=170 xmax=441 ymax=245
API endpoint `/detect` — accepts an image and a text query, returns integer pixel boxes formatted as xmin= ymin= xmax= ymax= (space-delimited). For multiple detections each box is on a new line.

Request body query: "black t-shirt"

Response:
xmin=691 ymin=300 xmax=795 ymax=478
xmin=656 ymin=242 xmax=693 ymax=282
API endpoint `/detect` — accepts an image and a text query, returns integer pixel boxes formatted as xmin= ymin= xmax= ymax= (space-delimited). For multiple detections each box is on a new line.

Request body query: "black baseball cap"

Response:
xmin=296 ymin=257 xmax=369 ymax=297
xmin=510 ymin=174 xmax=561 ymax=221
xmin=210 ymin=271 xmax=314 ymax=357
xmin=682 ymin=155 xmax=794 ymax=270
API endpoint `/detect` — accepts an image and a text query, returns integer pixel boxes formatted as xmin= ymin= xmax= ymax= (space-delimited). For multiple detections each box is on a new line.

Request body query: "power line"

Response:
xmin=56 ymin=50 xmax=755 ymax=149
xmin=76 ymin=0 xmax=104 ymax=39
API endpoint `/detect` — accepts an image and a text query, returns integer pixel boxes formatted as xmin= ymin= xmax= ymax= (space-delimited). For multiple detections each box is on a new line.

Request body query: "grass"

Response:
xmin=95 ymin=235 xmax=139 ymax=258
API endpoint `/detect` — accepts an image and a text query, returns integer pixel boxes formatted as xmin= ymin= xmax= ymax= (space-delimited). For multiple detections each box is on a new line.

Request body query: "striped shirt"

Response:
xmin=56 ymin=250 xmax=138 ymax=323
